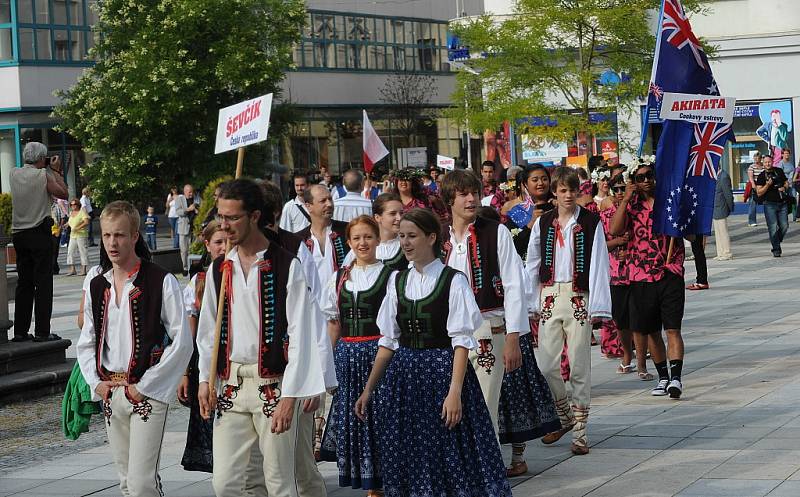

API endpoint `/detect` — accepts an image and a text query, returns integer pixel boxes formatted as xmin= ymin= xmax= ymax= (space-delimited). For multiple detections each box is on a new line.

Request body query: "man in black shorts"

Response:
xmin=610 ymin=162 xmax=686 ymax=399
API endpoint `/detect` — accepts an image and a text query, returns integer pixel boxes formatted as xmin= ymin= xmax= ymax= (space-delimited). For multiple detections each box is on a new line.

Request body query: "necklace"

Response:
xmin=455 ymin=242 xmax=467 ymax=255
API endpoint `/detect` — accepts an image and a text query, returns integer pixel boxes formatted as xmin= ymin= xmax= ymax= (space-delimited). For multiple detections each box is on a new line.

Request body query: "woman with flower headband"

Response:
xmin=592 ymin=166 xmax=612 ymax=206
xmin=355 ymin=208 xmax=512 ymax=497
xmin=392 ymin=168 xmax=450 ymax=223
xmin=320 ymin=215 xmax=392 ymax=497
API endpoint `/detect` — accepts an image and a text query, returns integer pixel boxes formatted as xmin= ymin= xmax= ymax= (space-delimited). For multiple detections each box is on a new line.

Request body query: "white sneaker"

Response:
xmin=748 ymin=223 xmax=758 ymax=227
xmin=651 ymin=379 xmax=669 ymax=396
xmin=668 ymin=378 xmax=683 ymax=399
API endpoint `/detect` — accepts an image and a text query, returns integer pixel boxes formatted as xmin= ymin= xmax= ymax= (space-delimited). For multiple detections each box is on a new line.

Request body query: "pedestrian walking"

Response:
xmin=746 ymin=152 xmax=763 ymax=226
xmin=355 ymin=208 xmax=512 ymax=497
xmin=713 ymin=168 xmax=734 ymax=260
xmin=144 ymin=206 xmax=158 ymax=251
xmin=76 ymin=201 xmax=193 ymax=497
xmin=279 ymin=173 xmax=311 ymax=233
xmin=174 ymin=184 xmax=198 ymax=273
xmin=10 ymin=141 xmax=67 ymax=342
xmin=65 ymin=199 xmax=90 ymax=276
xmin=79 ymin=187 xmax=96 ymax=247
xmin=166 ymin=186 xmax=180 ymax=248
xmin=755 ymin=155 xmax=790 ymax=257
xmin=332 ymin=169 xmax=372 ymax=222
xmin=777 ymin=149 xmax=797 ymax=221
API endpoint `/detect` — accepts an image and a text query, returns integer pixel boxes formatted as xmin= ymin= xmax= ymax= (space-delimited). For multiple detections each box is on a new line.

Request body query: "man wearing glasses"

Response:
xmin=610 ymin=161 xmax=687 ymax=400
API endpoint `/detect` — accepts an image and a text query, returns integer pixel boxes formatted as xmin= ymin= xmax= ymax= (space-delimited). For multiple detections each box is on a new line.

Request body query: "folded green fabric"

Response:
xmin=62 ymin=361 xmax=101 ymax=440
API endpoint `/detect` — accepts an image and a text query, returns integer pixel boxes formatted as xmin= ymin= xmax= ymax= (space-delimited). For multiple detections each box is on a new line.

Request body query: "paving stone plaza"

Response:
xmin=3 ymin=214 xmax=800 ymax=497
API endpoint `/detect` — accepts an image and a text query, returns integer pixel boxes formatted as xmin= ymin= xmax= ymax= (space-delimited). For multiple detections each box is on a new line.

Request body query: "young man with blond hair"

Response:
xmin=77 ymin=200 xmax=193 ymax=496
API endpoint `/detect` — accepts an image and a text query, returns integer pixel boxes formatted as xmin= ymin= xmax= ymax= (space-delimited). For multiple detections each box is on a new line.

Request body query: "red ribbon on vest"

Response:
xmin=221 ymin=259 xmax=234 ymax=304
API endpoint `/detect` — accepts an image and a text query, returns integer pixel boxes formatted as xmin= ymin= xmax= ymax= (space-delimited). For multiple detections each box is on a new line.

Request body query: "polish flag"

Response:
xmin=362 ymin=110 xmax=389 ymax=173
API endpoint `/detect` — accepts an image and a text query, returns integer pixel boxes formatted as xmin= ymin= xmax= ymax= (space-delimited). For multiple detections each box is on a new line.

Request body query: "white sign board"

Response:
xmin=214 ymin=93 xmax=273 ymax=154
xmin=521 ymin=135 xmax=568 ymax=163
xmin=659 ymin=92 xmax=736 ymax=125
xmin=436 ymin=155 xmax=455 ymax=170
xmin=398 ymin=147 xmax=428 ymax=169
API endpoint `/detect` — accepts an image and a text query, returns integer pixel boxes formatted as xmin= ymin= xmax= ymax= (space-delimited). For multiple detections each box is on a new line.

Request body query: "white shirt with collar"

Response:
xmin=279 ymin=197 xmax=311 ymax=233
xmin=332 ymin=191 xmax=373 ymax=222
xmin=307 ymin=224 xmax=338 ymax=297
xmin=77 ymin=265 xmax=193 ymax=404
xmin=376 ymin=259 xmax=482 ymax=351
xmin=196 ymin=245 xmax=327 ymax=398
xmin=321 ymin=261 xmax=387 ymax=320
xmin=524 ymin=206 xmax=612 ymax=319
xmin=343 ymin=237 xmax=403 ymax=267
xmin=446 ymin=222 xmax=529 ymax=335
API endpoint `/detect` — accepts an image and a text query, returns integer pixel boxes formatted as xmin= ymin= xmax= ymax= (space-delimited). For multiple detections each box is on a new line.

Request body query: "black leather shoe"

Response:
xmin=33 ymin=333 xmax=62 ymax=342
xmin=11 ymin=334 xmax=34 ymax=342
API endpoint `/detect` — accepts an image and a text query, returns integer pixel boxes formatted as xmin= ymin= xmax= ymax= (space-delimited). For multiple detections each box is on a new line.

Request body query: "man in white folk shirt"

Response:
xmin=525 ymin=167 xmax=611 ymax=455
xmin=332 ymin=169 xmax=373 ymax=222
xmin=197 ymin=179 xmax=327 ymax=497
xmin=77 ymin=201 xmax=193 ymax=497
xmin=279 ymin=173 xmax=311 ymax=233
xmin=439 ymin=169 xmax=527 ymax=436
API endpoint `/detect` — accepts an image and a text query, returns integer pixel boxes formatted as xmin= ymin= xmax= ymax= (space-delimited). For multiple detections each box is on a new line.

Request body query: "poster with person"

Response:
xmin=756 ymin=100 xmax=793 ymax=163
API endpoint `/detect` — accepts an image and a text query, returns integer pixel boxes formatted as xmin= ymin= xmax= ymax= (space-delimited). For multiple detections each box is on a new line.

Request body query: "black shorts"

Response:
xmin=629 ymin=271 xmax=685 ymax=334
xmin=610 ymin=284 xmax=631 ymax=330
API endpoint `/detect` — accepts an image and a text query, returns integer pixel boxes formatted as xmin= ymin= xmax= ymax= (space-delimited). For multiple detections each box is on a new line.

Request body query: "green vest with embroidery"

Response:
xmin=396 ymin=266 xmax=458 ymax=349
xmin=338 ymin=265 xmax=393 ymax=338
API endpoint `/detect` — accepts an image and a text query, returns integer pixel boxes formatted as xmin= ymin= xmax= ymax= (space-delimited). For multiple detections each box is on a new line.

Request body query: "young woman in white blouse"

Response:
xmin=342 ymin=193 xmax=408 ymax=271
xmin=355 ymin=208 xmax=511 ymax=497
xmin=320 ymin=215 xmax=392 ymax=496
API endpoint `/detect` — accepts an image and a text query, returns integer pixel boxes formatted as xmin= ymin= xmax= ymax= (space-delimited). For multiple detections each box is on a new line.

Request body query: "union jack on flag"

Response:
xmin=662 ymin=0 xmax=707 ymax=70
xmin=686 ymin=122 xmax=731 ymax=180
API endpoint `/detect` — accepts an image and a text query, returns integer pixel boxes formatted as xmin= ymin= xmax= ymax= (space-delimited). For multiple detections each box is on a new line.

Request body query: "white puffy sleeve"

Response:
xmin=320 ymin=272 xmax=339 ymax=320
xmin=446 ymin=272 xmax=481 ymax=350
xmin=524 ymin=218 xmax=543 ymax=313
xmin=376 ymin=271 xmax=400 ymax=351
xmin=588 ymin=220 xmax=612 ymax=319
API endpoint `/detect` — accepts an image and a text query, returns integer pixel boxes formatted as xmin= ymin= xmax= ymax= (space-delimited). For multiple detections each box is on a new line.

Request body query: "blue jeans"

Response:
xmin=168 ymin=217 xmax=179 ymax=248
xmin=146 ymin=233 xmax=157 ymax=251
xmin=763 ymin=201 xmax=789 ymax=254
xmin=748 ymin=195 xmax=758 ymax=225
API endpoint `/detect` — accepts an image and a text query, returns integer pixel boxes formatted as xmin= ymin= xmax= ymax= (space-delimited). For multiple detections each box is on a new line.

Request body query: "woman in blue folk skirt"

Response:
xmin=321 ymin=215 xmax=393 ymax=495
xmin=355 ymin=208 xmax=512 ymax=497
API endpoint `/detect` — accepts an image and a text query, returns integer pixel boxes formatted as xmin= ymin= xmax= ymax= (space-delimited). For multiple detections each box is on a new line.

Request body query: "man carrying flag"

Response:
xmin=619 ymin=0 xmax=734 ymax=400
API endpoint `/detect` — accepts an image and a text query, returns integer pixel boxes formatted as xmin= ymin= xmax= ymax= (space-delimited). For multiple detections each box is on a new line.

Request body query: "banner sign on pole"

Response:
xmin=659 ymin=92 xmax=736 ymax=125
xmin=436 ymin=155 xmax=455 ymax=170
xmin=215 ymin=93 xmax=273 ymax=154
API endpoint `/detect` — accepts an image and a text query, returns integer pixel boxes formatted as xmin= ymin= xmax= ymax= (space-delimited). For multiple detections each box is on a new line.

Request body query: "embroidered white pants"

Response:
xmin=536 ymin=282 xmax=592 ymax=446
xmin=468 ymin=317 xmax=506 ymax=437
xmin=105 ymin=386 xmax=169 ymax=497
xmin=212 ymin=363 xmax=302 ymax=497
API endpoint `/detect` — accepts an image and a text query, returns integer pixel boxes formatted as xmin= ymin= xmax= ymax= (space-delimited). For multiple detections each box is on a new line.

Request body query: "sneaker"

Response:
xmin=668 ymin=378 xmax=683 ymax=399
xmin=651 ymin=379 xmax=669 ymax=396
xmin=748 ymin=223 xmax=758 ymax=227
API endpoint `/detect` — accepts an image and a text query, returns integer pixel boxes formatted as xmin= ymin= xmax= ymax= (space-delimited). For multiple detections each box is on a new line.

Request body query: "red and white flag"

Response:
xmin=362 ymin=110 xmax=389 ymax=173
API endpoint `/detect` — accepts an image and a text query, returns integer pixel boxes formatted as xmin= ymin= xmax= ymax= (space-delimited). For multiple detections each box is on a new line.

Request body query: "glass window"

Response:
xmin=36 ymin=29 xmax=52 ymax=59
xmin=36 ymin=0 xmax=50 ymax=24
xmin=17 ymin=0 xmax=33 ymax=23
xmin=53 ymin=0 xmax=68 ymax=24
xmin=70 ymin=30 xmax=84 ymax=60
xmin=53 ymin=29 xmax=69 ymax=60
xmin=0 ymin=0 xmax=10 ymax=23
xmin=69 ymin=0 xmax=83 ymax=25
xmin=0 ymin=28 xmax=11 ymax=60
xmin=18 ymin=28 xmax=34 ymax=60
xmin=87 ymin=0 xmax=99 ymax=26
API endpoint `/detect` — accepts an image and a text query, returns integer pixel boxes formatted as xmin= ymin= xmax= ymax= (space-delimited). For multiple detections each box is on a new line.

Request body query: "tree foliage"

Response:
xmin=449 ymin=0 xmax=711 ymax=145
xmin=55 ymin=0 xmax=305 ymax=205
xmin=378 ymin=72 xmax=438 ymax=147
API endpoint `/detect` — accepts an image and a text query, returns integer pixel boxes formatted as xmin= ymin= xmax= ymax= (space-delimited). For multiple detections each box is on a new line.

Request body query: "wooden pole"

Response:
xmin=207 ymin=147 xmax=245 ymax=401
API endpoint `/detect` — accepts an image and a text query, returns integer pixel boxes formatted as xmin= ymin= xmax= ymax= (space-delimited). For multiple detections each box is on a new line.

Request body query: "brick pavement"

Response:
xmin=4 ymin=216 xmax=800 ymax=496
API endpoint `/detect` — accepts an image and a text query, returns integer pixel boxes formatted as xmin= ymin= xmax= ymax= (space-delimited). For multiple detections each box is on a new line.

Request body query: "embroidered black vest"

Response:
xmin=396 ymin=266 xmax=458 ymax=349
xmin=297 ymin=220 xmax=350 ymax=271
xmin=381 ymin=245 xmax=408 ymax=271
xmin=442 ymin=216 xmax=504 ymax=312
xmin=211 ymin=244 xmax=295 ymax=380
xmin=538 ymin=207 xmax=599 ymax=293
xmin=337 ymin=264 xmax=392 ymax=338
xmin=89 ymin=260 xmax=170 ymax=384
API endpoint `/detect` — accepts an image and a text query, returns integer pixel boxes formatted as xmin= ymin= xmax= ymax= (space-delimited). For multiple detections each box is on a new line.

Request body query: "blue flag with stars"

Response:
xmin=648 ymin=0 xmax=732 ymax=237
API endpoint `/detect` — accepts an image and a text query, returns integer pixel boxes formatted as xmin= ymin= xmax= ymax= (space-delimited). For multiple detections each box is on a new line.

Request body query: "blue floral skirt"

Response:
xmin=498 ymin=333 xmax=561 ymax=444
xmin=376 ymin=347 xmax=512 ymax=497
xmin=320 ymin=338 xmax=382 ymax=490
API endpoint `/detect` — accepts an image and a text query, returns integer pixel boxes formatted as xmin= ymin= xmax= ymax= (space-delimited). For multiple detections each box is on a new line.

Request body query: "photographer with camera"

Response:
xmin=755 ymin=154 xmax=790 ymax=257
xmin=10 ymin=142 xmax=68 ymax=342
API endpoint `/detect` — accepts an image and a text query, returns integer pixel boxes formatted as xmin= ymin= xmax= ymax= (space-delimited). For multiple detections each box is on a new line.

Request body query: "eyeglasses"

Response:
xmin=634 ymin=171 xmax=655 ymax=183
xmin=611 ymin=186 xmax=625 ymax=194
xmin=214 ymin=214 xmax=246 ymax=224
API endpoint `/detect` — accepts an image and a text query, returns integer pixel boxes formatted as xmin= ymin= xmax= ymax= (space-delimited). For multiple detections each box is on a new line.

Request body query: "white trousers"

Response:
xmin=536 ymin=283 xmax=592 ymax=445
xmin=296 ymin=409 xmax=326 ymax=496
xmin=178 ymin=234 xmax=192 ymax=271
xmin=66 ymin=236 xmax=89 ymax=266
xmin=105 ymin=386 xmax=169 ymax=497
xmin=212 ymin=363 xmax=301 ymax=497
xmin=468 ymin=317 xmax=506 ymax=436
xmin=713 ymin=218 xmax=732 ymax=258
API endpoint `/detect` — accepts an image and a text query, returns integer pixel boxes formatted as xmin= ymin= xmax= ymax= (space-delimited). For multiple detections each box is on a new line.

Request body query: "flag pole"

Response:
xmin=666 ymin=237 xmax=675 ymax=265
xmin=638 ymin=0 xmax=667 ymax=156
xmin=208 ymin=146 xmax=245 ymax=405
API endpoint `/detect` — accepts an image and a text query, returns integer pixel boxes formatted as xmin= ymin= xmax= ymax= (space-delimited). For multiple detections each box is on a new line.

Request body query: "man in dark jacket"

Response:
xmin=713 ymin=169 xmax=734 ymax=261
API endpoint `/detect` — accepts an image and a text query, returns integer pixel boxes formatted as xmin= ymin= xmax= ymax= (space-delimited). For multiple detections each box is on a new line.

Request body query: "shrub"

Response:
xmin=0 ymin=193 xmax=12 ymax=235
xmin=190 ymin=175 xmax=232 ymax=254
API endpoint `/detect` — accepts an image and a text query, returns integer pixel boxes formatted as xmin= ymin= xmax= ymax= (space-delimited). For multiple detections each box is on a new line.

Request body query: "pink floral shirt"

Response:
xmin=625 ymin=194 xmax=685 ymax=283
xmin=600 ymin=205 xmax=629 ymax=286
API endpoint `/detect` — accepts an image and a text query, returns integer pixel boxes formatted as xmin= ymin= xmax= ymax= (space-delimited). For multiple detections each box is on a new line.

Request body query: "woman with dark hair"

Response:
xmin=355 ymin=208 xmax=511 ymax=497
xmin=392 ymin=169 xmax=450 ymax=223
xmin=321 ymin=215 xmax=392 ymax=496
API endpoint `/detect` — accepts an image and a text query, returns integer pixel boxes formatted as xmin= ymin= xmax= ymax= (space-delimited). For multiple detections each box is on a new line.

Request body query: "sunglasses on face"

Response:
xmin=634 ymin=171 xmax=655 ymax=183
xmin=611 ymin=186 xmax=625 ymax=194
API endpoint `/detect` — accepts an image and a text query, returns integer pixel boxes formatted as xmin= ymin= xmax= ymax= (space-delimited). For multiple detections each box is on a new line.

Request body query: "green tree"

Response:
xmin=449 ymin=0 xmax=711 ymax=147
xmin=55 ymin=0 xmax=305 ymax=205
